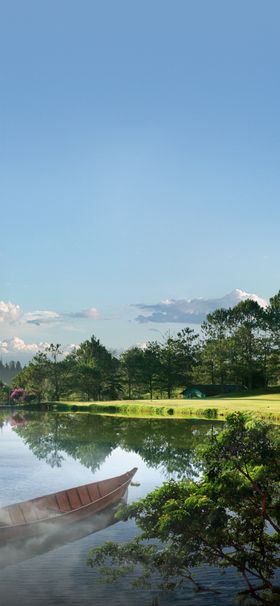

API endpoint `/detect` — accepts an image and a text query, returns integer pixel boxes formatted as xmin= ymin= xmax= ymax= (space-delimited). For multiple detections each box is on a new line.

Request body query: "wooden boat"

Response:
xmin=0 ymin=468 xmax=137 ymax=543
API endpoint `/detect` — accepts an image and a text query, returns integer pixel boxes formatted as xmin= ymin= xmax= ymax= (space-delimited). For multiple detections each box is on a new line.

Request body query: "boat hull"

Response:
xmin=0 ymin=468 xmax=137 ymax=543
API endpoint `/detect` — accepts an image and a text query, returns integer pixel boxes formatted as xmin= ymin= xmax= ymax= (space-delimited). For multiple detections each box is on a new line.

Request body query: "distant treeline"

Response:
xmin=0 ymin=360 xmax=22 ymax=384
xmin=3 ymin=290 xmax=280 ymax=403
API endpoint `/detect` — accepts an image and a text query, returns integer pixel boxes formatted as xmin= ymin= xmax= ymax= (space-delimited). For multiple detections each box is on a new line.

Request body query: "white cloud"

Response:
xmin=0 ymin=337 xmax=48 ymax=355
xmin=0 ymin=300 xmax=100 ymax=328
xmin=25 ymin=310 xmax=62 ymax=326
xmin=134 ymin=289 xmax=268 ymax=324
xmin=231 ymin=289 xmax=267 ymax=308
xmin=0 ymin=337 xmax=80 ymax=360
xmin=63 ymin=343 xmax=80 ymax=356
xmin=25 ymin=307 xmax=100 ymax=325
xmin=0 ymin=301 xmax=22 ymax=324
xmin=68 ymin=308 xmax=99 ymax=320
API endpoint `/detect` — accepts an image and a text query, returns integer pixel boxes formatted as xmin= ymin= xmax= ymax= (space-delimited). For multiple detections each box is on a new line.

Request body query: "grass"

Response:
xmin=55 ymin=391 xmax=280 ymax=422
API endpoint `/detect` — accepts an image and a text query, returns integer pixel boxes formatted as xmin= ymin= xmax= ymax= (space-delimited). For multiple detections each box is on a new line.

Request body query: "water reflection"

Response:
xmin=0 ymin=501 xmax=122 ymax=568
xmin=0 ymin=411 xmax=240 ymax=606
xmin=5 ymin=411 xmax=221 ymax=477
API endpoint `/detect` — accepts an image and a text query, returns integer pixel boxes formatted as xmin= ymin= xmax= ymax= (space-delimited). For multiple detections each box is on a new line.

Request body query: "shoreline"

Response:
xmin=3 ymin=396 xmax=280 ymax=423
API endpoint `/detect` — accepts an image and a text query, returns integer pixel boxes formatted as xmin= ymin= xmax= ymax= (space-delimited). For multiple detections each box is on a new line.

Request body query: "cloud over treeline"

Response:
xmin=0 ymin=337 xmax=77 ymax=358
xmin=134 ymin=289 xmax=268 ymax=324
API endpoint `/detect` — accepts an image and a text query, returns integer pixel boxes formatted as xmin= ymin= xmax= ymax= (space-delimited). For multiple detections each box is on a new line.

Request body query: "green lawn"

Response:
xmin=58 ymin=392 xmax=280 ymax=422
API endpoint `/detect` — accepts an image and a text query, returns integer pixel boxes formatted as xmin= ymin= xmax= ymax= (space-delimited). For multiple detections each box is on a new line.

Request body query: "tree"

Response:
xmin=201 ymin=308 xmax=231 ymax=386
xmin=88 ymin=414 xmax=280 ymax=604
xmin=14 ymin=352 xmax=50 ymax=404
xmin=228 ymin=301 xmax=266 ymax=389
xmin=158 ymin=333 xmax=178 ymax=399
xmin=0 ymin=380 xmax=9 ymax=404
xmin=45 ymin=343 xmax=63 ymax=400
xmin=157 ymin=330 xmax=199 ymax=399
xmin=73 ymin=335 xmax=121 ymax=401
xmin=174 ymin=327 xmax=200 ymax=385
xmin=265 ymin=291 xmax=280 ymax=384
xmin=200 ymin=301 xmax=270 ymax=389
xmin=120 ymin=347 xmax=144 ymax=399
xmin=141 ymin=342 xmax=161 ymax=400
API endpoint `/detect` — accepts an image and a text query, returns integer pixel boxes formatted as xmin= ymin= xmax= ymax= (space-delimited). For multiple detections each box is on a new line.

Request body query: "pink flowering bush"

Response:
xmin=10 ymin=388 xmax=28 ymax=402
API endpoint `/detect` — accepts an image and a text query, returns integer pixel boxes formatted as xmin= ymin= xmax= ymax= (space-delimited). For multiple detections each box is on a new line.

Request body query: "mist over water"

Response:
xmin=0 ymin=504 xmax=120 ymax=569
xmin=0 ymin=412 xmax=240 ymax=605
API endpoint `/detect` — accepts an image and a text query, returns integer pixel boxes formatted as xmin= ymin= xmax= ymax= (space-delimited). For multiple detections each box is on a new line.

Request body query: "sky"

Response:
xmin=1 ymin=0 xmax=280 ymax=360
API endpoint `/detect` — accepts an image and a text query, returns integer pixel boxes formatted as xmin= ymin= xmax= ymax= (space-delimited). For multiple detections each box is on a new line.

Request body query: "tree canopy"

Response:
xmin=7 ymin=289 xmax=280 ymax=403
xmin=88 ymin=413 xmax=280 ymax=604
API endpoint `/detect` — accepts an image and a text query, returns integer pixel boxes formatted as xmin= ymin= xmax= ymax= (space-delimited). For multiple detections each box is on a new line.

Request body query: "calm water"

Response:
xmin=0 ymin=411 xmax=243 ymax=605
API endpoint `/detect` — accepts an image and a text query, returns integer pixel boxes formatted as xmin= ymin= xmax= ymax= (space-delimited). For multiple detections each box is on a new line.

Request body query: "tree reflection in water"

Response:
xmin=5 ymin=411 xmax=222 ymax=476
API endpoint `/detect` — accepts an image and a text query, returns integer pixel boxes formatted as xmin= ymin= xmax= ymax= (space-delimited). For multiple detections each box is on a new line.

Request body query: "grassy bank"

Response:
xmin=56 ymin=393 xmax=280 ymax=422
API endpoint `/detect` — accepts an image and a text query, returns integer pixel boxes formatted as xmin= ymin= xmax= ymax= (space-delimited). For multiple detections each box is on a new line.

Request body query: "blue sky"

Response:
xmin=1 ymin=1 xmax=280 ymax=358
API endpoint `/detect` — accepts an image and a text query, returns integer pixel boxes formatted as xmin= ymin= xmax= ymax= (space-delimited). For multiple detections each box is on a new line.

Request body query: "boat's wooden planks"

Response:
xmin=88 ymin=483 xmax=101 ymax=502
xmin=21 ymin=502 xmax=42 ymax=523
xmin=56 ymin=492 xmax=71 ymax=513
xmin=7 ymin=500 xmax=58 ymax=525
xmin=67 ymin=488 xmax=82 ymax=510
xmin=36 ymin=495 xmax=60 ymax=515
xmin=98 ymin=478 xmax=118 ymax=498
xmin=77 ymin=485 xmax=91 ymax=506
xmin=7 ymin=506 xmax=25 ymax=526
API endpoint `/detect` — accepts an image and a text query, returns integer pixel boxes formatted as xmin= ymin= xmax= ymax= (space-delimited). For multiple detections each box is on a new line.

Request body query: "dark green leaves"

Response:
xmin=88 ymin=414 xmax=280 ymax=604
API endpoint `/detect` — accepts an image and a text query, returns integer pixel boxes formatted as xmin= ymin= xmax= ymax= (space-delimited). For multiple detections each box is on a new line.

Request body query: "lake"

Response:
xmin=0 ymin=411 xmax=243 ymax=605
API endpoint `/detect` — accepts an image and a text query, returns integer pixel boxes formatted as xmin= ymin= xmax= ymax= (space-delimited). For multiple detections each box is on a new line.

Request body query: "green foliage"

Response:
xmin=10 ymin=289 xmax=280 ymax=404
xmin=88 ymin=414 xmax=280 ymax=604
xmin=0 ymin=379 xmax=9 ymax=404
xmin=120 ymin=346 xmax=146 ymax=398
xmin=157 ymin=328 xmax=200 ymax=399
xmin=70 ymin=336 xmax=122 ymax=401
xmin=45 ymin=344 xmax=63 ymax=400
xmin=202 ymin=407 xmax=218 ymax=418
xmin=13 ymin=352 xmax=50 ymax=403
xmin=199 ymin=295 xmax=280 ymax=390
